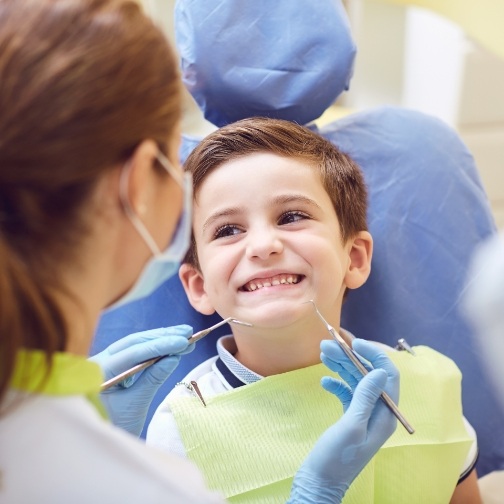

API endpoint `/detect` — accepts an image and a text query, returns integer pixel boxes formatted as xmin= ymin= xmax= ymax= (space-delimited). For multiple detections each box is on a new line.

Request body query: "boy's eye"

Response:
xmin=278 ymin=211 xmax=310 ymax=225
xmin=213 ymin=224 xmax=243 ymax=239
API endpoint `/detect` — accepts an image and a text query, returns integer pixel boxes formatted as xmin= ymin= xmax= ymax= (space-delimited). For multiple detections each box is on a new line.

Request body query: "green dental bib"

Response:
xmin=170 ymin=346 xmax=472 ymax=503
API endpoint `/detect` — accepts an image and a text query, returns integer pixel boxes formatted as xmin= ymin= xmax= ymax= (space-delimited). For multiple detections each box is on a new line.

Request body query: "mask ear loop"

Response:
xmin=157 ymin=150 xmax=185 ymax=186
xmin=119 ymin=159 xmax=163 ymax=257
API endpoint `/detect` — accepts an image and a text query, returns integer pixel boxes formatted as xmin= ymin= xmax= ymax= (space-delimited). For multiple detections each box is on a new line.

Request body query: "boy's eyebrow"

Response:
xmin=202 ymin=195 xmax=322 ymax=232
xmin=202 ymin=206 xmax=244 ymax=233
xmin=271 ymin=194 xmax=322 ymax=211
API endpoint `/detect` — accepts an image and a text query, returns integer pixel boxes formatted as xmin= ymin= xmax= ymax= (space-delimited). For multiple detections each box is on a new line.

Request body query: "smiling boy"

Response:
xmin=179 ymin=125 xmax=372 ymax=377
xmin=147 ymin=118 xmax=480 ymax=503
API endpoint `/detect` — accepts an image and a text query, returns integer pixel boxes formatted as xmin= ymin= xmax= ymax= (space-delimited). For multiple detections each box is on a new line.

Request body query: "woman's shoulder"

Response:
xmin=0 ymin=392 xmax=223 ymax=503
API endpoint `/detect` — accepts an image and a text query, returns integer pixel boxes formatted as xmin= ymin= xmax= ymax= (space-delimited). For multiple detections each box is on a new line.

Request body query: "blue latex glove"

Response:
xmin=288 ymin=339 xmax=399 ymax=504
xmin=89 ymin=325 xmax=194 ymax=436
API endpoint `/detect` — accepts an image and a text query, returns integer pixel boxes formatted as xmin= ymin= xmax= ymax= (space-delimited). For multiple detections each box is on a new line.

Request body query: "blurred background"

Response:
xmin=142 ymin=0 xmax=504 ymax=229
xmin=337 ymin=0 xmax=504 ymax=229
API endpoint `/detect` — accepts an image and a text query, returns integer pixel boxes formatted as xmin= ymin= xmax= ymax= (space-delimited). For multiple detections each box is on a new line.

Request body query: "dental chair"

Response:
xmin=92 ymin=0 xmax=503 ymax=478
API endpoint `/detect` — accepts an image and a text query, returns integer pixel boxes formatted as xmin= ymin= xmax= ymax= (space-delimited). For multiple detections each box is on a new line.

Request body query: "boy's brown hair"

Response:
xmin=183 ymin=117 xmax=368 ymax=267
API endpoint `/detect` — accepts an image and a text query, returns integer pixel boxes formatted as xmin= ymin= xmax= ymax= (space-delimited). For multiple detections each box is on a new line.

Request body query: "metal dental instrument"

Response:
xmin=190 ymin=381 xmax=206 ymax=407
xmin=395 ymin=338 xmax=416 ymax=356
xmin=100 ymin=317 xmax=253 ymax=392
xmin=305 ymin=300 xmax=415 ymax=435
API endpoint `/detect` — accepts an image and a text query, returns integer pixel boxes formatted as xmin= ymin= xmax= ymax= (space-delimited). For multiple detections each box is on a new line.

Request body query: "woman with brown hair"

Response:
xmin=0 ymin=0 xmax=222 ymax=501
xmin=0 ymin=1 xmax=399 ymax=502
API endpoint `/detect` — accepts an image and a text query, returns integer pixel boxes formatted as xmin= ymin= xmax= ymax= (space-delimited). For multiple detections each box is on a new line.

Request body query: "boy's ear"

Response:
xmin=344 ymin=231 xmax=373 ymax=290
xmin=179 ymin=263 xmax=216 ymax=315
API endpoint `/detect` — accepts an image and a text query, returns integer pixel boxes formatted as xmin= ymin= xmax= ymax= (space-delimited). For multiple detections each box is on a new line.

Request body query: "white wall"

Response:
xmin=140 ymin=0 xmax=216 ymax=138
xmin=343 ymin=0 xmax=504 ymax=228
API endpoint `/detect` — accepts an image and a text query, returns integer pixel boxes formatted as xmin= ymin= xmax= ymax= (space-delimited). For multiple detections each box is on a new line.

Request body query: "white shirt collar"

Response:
xmin=216 ymin=335 xmax=262 ymax=385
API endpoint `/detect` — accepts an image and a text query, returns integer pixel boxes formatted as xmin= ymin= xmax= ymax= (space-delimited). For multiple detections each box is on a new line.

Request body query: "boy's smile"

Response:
xmin=182 ymin=152 xmax=368 ymax=333
xmin=239 ymin=272 xmax=304 ymax=292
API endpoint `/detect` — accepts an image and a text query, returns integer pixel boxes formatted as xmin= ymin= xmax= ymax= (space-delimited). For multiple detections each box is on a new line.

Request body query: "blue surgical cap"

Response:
xmin=175 ymin=0 xmax=356 ymax=127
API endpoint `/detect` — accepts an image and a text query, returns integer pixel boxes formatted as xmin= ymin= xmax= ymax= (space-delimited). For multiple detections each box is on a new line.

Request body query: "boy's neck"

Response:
xmin=231 ymin=323 xmax=338 ymax=377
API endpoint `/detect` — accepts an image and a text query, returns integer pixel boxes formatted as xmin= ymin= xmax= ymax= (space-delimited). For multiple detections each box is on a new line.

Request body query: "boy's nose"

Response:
xmin=246 ymin=227 xmax=284 ymax=260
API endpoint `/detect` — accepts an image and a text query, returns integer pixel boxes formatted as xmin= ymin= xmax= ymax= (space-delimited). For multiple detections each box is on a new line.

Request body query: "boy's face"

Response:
xmin=180 ymin=152 xmax=372 ymax=331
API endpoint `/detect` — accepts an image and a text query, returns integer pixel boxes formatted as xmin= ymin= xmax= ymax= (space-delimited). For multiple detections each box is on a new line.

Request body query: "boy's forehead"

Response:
xmin=195 ymin=152 xmax=323 ymax=196
xmin=192 ymin=153 xmax=336 ymax=226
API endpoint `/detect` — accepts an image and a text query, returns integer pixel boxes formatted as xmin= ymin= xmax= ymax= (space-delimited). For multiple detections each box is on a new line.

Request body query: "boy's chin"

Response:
xmin=238 ymin=303 xmax=310 ymax=331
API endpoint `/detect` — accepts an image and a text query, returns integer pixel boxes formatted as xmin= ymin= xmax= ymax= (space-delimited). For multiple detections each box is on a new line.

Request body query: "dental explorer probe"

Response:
xmin=100 ymin=317 xmax=253 ymax=391
xmin=305 ymin=300 xmax=415 ymax=435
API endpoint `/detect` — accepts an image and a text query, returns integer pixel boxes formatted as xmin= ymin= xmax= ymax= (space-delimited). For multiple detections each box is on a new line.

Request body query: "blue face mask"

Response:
xmin=106 ymin=151 xmax=193 ymax=311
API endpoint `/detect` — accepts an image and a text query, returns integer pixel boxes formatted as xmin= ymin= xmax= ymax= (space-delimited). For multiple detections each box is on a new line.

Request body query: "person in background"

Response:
xmin=464 ymin=231 xmax=504 ymax=413
xmin=463 ymin=231 xmax=504 ymax=503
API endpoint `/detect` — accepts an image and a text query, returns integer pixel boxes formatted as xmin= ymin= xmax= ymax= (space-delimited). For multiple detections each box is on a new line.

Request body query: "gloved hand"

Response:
xmin=288 ymin=339 xmax=399 ymax=504
xmin=89 ymin=325 xmax=194 ymax=436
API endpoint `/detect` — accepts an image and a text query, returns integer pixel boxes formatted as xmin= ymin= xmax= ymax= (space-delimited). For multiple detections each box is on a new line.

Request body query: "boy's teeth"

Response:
xmin=243 ymin=274 xmax=300 ymax=291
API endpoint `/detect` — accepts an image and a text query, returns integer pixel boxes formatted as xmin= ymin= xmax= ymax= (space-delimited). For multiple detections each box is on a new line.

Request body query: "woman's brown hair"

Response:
xmin=0 ymin=0 xmax=182 ymax=403
xmin=183 ymin=117 xmax=368 ymax=268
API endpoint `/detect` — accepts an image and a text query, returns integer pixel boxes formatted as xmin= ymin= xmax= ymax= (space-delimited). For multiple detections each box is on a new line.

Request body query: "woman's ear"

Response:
xmin=127 ymin=139 xmax=159 ymax=215
xmin=344 ymin=231 xmax=373 ymax=290
xmin=179 ymin=263 xmax=216 ymax=315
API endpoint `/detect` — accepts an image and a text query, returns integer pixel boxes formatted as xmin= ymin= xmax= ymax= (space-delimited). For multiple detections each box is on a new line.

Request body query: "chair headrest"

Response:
xmin=175 ymin=0 xmax=356 ymax=126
